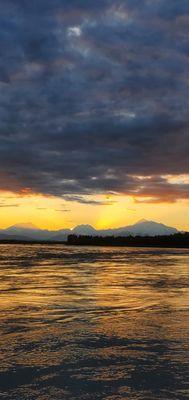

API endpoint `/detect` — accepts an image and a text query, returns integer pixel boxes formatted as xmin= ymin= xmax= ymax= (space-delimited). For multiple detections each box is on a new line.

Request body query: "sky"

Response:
xmin=0 ymin=0 xmax=189 ymax=231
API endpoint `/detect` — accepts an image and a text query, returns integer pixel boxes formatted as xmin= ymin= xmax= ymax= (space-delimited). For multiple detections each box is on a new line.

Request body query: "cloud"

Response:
xmin=54 ymin=208 xmax=71 ymax=212
xmin=0 ymin=1 xmax=189 ymax=203
xmin=63 ymin=195 xmax=116 ymax=205
xmin=67 ymin=26 xmax=82 ymax=37
xmin=0 ymin=204 xmax=20 ymax=208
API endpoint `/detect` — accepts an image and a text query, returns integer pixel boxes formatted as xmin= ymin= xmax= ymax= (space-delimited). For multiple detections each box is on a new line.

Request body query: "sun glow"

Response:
xmin=0 ymin=191 xmax=188 ymax=231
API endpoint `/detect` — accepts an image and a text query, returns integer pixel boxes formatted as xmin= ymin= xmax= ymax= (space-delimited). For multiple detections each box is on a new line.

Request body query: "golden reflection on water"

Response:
xmin=0 ymin=244 xmax=189 ymax=400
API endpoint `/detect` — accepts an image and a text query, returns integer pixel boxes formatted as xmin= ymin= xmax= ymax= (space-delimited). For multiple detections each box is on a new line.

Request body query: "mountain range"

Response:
xmin=0 ymin=220 xmax=179 ymax=242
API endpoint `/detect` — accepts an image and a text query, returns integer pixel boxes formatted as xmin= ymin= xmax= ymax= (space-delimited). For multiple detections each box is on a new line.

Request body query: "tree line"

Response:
xmin=67 ymin=232 xmax=189 ymax=248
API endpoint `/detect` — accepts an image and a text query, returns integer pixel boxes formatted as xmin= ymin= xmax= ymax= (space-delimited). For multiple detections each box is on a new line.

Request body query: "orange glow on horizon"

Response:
xmin=0 ymin=190 xmax=188 ymax=232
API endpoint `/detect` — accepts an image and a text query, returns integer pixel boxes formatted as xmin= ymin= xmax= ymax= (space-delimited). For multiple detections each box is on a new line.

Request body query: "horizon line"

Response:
xmin=0 ymin=219 xmax=182 ymax=232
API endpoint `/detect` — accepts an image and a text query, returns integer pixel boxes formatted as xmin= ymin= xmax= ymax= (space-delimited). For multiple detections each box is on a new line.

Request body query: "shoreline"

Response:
xmin=0 ymin=240 xmax=188 ymax=249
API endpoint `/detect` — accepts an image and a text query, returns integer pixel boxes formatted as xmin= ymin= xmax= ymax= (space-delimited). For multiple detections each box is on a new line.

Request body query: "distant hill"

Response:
xmin=1 ymin=223 xmax=59 ymax=241
xmin=123 ymin=219 xmax=178 ymax=236
xmin=6 ymin=222 xmax=38 ymax=231
xmin=0 ymin=232 xmax=33 ymax=241
xmin=72 ymin=224 xmax=97 ymax=236
xmin=0 ymin=220 xmax=179 ymax=242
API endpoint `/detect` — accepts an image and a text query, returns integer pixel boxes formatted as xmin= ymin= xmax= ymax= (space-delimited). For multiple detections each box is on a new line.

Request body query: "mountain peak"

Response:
xmin=7 ymin=222 xmax=39 ymax=230
xmin=72 ymin=224 xmax=97 ymax=235
xmin=1 ymin=220 xmax=179 ymax=240
xmin=127 ymin=219 xmax=178 ymax=236
xmin=136 ymin=219 xmax=148 ymax=224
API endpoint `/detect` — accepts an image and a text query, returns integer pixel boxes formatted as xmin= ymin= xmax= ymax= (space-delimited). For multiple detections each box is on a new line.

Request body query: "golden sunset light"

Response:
xmin=0 ymin=2 xmax=189 ymax=399
xmin=0 ymin=190 xmax=188 ymax=232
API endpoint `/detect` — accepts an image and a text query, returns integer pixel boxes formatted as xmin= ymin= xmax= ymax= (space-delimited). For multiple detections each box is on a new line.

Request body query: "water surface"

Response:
xmin=0 ymin=244 xmax=188 ymax=399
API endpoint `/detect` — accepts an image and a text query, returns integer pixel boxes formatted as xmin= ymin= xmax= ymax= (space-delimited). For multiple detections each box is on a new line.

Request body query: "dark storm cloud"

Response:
xmin=0 ymin=0 xmax=189 ymax=202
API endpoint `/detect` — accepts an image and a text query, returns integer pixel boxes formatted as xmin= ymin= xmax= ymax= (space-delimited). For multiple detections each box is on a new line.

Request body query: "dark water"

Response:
xmin=0 ymin=245 xmax=188 ymax=400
